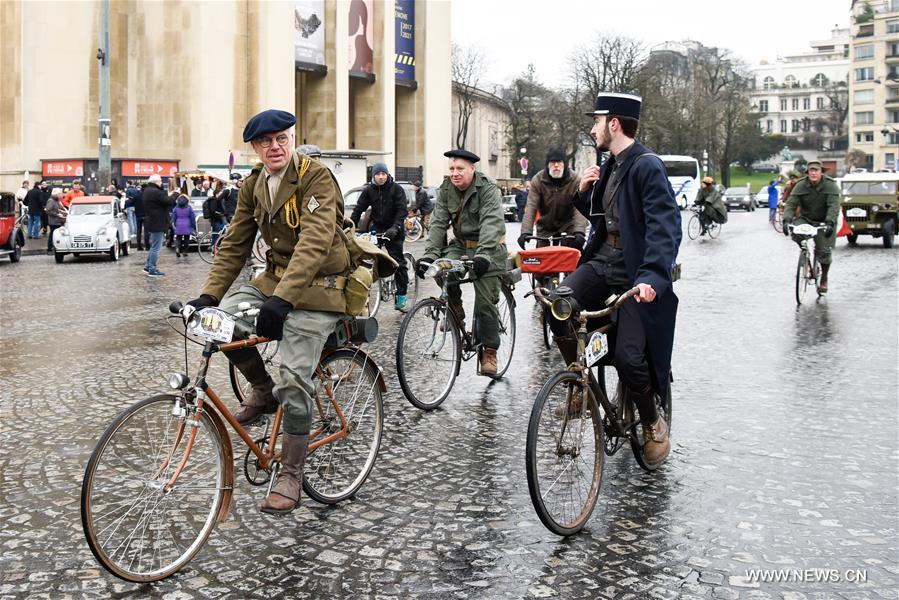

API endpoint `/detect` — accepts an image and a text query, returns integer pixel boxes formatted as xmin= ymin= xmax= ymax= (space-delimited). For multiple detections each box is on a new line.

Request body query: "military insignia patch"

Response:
xmin=307 ymin=196 xmax=320 ymax=213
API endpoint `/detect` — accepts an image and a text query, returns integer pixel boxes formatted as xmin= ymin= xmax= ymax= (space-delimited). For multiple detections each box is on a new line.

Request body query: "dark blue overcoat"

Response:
xmin=572 ymin=141 xmax=682 ymax=399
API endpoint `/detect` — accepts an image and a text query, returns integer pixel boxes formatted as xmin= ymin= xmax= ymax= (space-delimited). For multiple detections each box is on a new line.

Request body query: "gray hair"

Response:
xmin=148 ymin=174 xmax=162 ymax=184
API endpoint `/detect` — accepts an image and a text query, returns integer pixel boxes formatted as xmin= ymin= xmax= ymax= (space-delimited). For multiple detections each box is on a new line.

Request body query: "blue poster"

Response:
xmin=395 ymin=0 xmax=415 ymax=81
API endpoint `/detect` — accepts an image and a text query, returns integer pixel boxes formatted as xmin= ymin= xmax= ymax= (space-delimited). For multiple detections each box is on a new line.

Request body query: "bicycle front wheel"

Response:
xmin=773 ymin=210 xmax=783 ymax=233
xmin=404 ymin=252 xmax=418 ymax=296
xmin=795 ymin=250 xmax=809 ymax=305
xmin=494 ymin=284 xmax=517 ymax=377
xmin=405 ymin=218 xmax=423 ymax=242
xmin=526 ymin=372 xmax=604 ymax=536
xmin=687 ymin=214 xmax=701 ymax=240
xmin=541 ymin=306 xmax=554 ymax=350
xmin=304 ymin=349 xmax=383 ymax=504
xmin=81 ymin=395 xmax=227 ymax=582
xmin=708 ymin=221 xmax=720 ymax=239
xmin=396 ymin=298 xmax=461 ymax=410
xmin=197 ymin=234 xmax=214 ymax=264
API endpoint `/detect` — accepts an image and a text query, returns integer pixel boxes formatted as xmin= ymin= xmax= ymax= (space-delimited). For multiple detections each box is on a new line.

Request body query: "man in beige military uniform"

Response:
xmin=187 ymin=109 xmax=351 ymax=514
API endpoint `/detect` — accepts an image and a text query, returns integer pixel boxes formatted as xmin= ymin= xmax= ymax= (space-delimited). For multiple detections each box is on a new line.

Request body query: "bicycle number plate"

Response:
xmin=846 ymin=207 xmax=866 ymax=218
xmin=585 ymin=331 xmax=609 ymax=367
xmin=792 ymin=223 xmax=817 ymax=236
xmin=188 ymin=308 xmax=235 ymax=343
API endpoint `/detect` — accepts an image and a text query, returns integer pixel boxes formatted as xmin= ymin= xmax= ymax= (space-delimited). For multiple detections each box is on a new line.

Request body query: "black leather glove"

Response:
xmin=571 ymin=233 xmax=586 ymax=250
xmin=385 ymin=227 xmax=399 ymax=240
xmin=416 ymin=258 xmax=434 ymax=279
xmin=824 ymin=221 xmax=835 ymax=237
xmin=472 ymin=256 xmax=491 ymax=279
xmin=256 ymin=295 xmax=293 ymax=341
xmin=187 ymin=294 xmax=218 ymax=309
xmin=517 ymin=233 xmax=530 ymax=250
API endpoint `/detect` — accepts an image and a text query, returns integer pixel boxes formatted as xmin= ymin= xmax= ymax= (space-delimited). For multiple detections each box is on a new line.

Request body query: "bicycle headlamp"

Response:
xmin=166 ymin=372 xmax=189 ymax=390
xmin=551 ymin=298 xmax=573 ymax=321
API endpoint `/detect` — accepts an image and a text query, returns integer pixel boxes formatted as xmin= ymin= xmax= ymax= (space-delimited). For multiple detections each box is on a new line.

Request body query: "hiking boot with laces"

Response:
xmin=235 ymin=378 xmax=279 ymax=426
xmin=479 ymin=347 xmax=498 ymax=377
xmin=642 ymin=415 xmax=670 ymax=465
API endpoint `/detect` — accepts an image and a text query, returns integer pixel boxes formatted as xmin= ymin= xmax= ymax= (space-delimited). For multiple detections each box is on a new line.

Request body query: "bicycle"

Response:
xmin=686 ymin=205 xmax=720 ymax=240
xmin=788 ymin=222 xmax=827 ymax=305
xmin=356 ymin=231 xmax=416 ymax=317
xmin=395 ymin=257 xmax=518 ymax=410
xmin=404 ymin=210 xmax=426 ymax=242
xmin=80 ymin=302 xmax=385 ymax=582
xmin=198 ymin=225 xmax=268 ymax=265
xmin=524 ymin=285 xmax=672 ymax=536
xmin=772 ymin=203 xmax=784 ymax=234
xmin=518 ymin=234 xmax=581 ymax=349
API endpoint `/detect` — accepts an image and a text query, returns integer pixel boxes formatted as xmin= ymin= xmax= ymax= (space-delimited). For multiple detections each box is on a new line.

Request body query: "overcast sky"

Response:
xmin=451 ymin=0 xmax=851 ymax=87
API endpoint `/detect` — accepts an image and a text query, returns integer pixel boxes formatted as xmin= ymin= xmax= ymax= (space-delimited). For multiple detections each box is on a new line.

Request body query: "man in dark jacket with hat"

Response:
xmin=549 ymin=92 xmax=681 ymax=468
xmin=419 ymin=149 xmax=507 ymax=377
xmin=350 ymin=162 xmax=409 ymax=311
xmin=142 ymin=174 xmax=174 ymax=276
xmin=518 ymin=148 xmax=586 ymax=250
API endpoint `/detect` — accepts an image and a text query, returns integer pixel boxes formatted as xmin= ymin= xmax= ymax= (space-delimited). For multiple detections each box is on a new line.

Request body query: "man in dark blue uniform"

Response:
xmin=550 ymin=92 xmax=681 ymax=467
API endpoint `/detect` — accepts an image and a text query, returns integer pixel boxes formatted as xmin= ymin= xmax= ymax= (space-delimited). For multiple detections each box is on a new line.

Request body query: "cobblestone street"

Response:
xmin=1 ymin=211 xmax=897 ymax=599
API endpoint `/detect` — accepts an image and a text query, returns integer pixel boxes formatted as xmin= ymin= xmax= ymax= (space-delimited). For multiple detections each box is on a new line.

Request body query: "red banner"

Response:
xmin=121 ymin=161 xmax=179 ymax=177
xmin=42 ymin=160 xmax=84 ymax=177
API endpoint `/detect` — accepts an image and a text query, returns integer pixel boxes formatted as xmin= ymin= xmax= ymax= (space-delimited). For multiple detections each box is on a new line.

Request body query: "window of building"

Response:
xmin=855 ymin=67 xmax=874 ymax=81
xmin=886 ymin=153 xmax=896 ymax=169
xmin=855 ymin=44 xmax=874 ymax=59
xmin=811 ymin=73 xmax=828 ymax=87
xmin=890 ymin=65 xmax=899 ymax=79
xmin=854 ymin=111 xmax=874 ymax=125
xmin=780 ymin=119 xmax=787 ymax=133
xmin=784 ymin=75 xmax=798 ymax=88
xmin=791 ymin=98 xmax=799 ymax=110
xmin=855 ymin=132 xmax=874 ymax=143
xmin=889 ymin=42 xmax=899 ymax=58
xmin=854 ymin=89 xmax=875 ymax=105
xmin=758 ymin=100 xmax=768 ymax=112
xmin=766 ymin=120 xmax=773 ymax=132
xmin=803 ymin=98 xmax=810 ymax=110
xmin=889 ymin=110 xmax=899 ymax=123
xmin=817 ymin=97 xmax=825 ymax=109
xmin=858 ymin=24 xmax=874 ymax=37
xmin=888 ymin=19 xmax=899 ymax=34
xmin=763 ymin=76 xmax=775 ymax=90
xmin=890 ymin=133 xmax=899 ymax=145
xmin=780 ymin=98 xmax=788 ymax=111
xmin=791 ymin=119 xmax=801 ymax=133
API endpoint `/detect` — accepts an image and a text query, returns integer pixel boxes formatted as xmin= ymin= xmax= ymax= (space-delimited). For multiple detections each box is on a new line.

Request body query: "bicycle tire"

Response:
xmin=773 ymin=211 xmax=783 ymax=234
xmin=687 ymin=214 xmax=701 ymax=240
xmin=404 ymin=252 xmax=418 ymax=296
xmin=708 ymin=221 xmax=720 ymax=239
xmin=396 ymin=298 xmax=461 ymax=410
xmin=795 ymin=250 xmax=809 ymax=305
xmin=541 ymin=306 xmax=554 ymax=350
xmin=813 ymin=257 xmax=823 ymax=296
xmin=630 ymin=381 xmax=673 ymax=472
xmin=229 ymin=341 xmax=282 ymax=404
xmin=197 ymin=233 xmax=214 ymax=264
xmin=526 ymin=371 xmax=604 ymax=536
xmin=81 ymin=395 xmax=227 ymax=582
xmin=252 ymin=234 xmax=269 ymax=263
xmin=303 ymin=349 xmax=383 ymax=504
xmin=405 ymin=218 xmax=423 ymax=242
xmin=494 ymin=284 xmax=516 ymax=377
xmin=367 ymin=279 xmax=381 ymax=317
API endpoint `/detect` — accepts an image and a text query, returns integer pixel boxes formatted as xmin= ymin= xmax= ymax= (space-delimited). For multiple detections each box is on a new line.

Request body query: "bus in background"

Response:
xmin=659 ymin=155 xmax=701 ymax=210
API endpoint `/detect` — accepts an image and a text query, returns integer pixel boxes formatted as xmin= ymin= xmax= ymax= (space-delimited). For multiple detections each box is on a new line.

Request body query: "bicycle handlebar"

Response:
xmin=532 ymin=285 xmax=640 ymax=321
xmin=522 ymin=234 xmax=578 ymax=247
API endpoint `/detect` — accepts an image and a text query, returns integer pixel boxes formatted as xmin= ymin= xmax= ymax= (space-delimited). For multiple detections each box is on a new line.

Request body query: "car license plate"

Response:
xmin=846 ymin=207 xmax=866 ymax=218
xmin=71 ymin=242 xmax=93 ymax=249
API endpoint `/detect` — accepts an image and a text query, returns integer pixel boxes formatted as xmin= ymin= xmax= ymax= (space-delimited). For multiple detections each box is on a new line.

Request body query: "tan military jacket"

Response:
xmin=202 ymin=154 xmax=350 ymax=312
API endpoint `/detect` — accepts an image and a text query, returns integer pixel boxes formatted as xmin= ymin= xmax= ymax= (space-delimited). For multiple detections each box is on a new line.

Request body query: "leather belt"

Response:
xmin=605 ymin=233 xmax=622 ymax=249
xmin=269 ymin=263 xmax=347 ymax=289
xmin=462 ymin=234 xmax=506 ymax=249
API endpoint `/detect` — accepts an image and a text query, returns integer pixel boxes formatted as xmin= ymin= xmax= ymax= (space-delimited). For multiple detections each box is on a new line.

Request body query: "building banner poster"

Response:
xmin=395 ymin=0 xmax=414 ymax=80
xmin=348 ymin=0 xmax=374 ymax=73
xmin=295 ymin=0 xmax=325 ymax=66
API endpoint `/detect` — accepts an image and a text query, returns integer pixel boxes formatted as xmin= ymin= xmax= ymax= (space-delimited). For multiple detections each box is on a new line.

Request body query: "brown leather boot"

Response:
xmin=234 ymin=378 xmax=278 ymax=426
xmin=479 ymin=347 xmax=498 ymax=377
xmin=642 ymin=416 xmax=670 ymax=466
xmin=260 ymin=432 xmax=308 ymax=514
xmin=818 ymin=263 xmax=830 ymax=294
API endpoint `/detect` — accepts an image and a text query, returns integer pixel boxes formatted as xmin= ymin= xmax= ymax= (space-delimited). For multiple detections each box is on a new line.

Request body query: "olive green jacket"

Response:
xmin=783 ymin=176 xmax=841 ymax=224
xmin=423 ymin=171 xmax=507 ymax=267
xmin=202 ymin=154 xmax=350 ymax=312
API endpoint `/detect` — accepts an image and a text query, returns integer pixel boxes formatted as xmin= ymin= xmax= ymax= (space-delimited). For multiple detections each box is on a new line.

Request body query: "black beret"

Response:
xmin=444 ymin=148 xmax=480 ymax=163
xmin=242 ymin=109 xmax=296 ymax=143
xmin=585 ymin=92 xmax=642 ymax=120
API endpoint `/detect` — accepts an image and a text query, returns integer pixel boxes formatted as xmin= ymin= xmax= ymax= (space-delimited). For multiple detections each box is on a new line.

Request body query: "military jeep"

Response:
xmin=840 ymin=172 xmax=898 ymax=248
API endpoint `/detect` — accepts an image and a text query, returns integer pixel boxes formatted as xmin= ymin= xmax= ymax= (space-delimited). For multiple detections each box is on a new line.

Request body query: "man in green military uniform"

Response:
xmin=186 ymin=109 xmax=351 ymax=514
xmin=783 ymin=160 xmax=841 ymax=293
xmin=418 ymin=149 xmax=507 ymax=376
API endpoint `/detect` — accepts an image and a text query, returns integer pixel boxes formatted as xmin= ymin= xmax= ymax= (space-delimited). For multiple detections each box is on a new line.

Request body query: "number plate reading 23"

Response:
xmin=188 ymin=308 xmax=235 ymax=343
xmin=585 ymin=331 xmax=609 ymax=367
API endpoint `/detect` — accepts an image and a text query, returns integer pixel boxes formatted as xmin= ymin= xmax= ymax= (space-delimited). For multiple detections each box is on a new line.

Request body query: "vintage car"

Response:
xmin=0 ymin=192 xmax=25 ymax=263
xmin=53 ymin=195 xmax=131 ymax=262
xmin=840 ymin=172 xmax=898 ymax=248
xmin=503 ymin=194 xmax=519 ymax=222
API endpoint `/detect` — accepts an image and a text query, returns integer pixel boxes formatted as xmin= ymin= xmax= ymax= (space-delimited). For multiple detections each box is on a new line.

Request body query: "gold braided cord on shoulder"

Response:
xmin=284 ymin=157 xmax=311 ymax=229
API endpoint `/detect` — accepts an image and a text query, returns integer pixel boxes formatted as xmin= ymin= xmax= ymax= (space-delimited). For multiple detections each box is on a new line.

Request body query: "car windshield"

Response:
xmin=503 ymin=195 xmax=516 ymax=204
xmin=725 ymin=187 xmax=747 ymax=195
xmin=842 ymin=181 xmax=897 ymax=196
xmin=69 ymin=203 xmax=112 ymax=216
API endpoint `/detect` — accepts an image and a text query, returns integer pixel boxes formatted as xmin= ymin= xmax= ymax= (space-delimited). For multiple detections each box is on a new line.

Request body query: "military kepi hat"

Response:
xmin=585 ymin=92 xmax=642 ymax=120
xmin=243 ymin=109 xmax=296 ymax=143
xmin=444 ymin=148 xmax=480 ymax=163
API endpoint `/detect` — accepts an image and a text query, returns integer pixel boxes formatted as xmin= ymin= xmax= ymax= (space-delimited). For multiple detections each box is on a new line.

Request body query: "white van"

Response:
xmin=659 ymin=155 xmax=701 ymax=210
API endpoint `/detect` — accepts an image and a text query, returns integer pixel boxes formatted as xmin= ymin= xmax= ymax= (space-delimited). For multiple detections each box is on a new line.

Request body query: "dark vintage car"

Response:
xmin=0 ymin=192 xmax=26 ymax=263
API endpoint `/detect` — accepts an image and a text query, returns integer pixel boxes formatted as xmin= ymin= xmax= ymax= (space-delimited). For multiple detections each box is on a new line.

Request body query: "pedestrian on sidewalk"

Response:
xmin=133 ymin=185 xmax=147 ymax=250
xmin=170 ymin=194 xmax=197 ymax=257
xmin=39 ymin=181 xmax=50 ymax=236
xmin=142 ymin=174 xmax=174 ymax=277
xmin=25 ymin=183 xmax=45 ymax=240
xmin=45 ymin=188 xmax=66 ymax=254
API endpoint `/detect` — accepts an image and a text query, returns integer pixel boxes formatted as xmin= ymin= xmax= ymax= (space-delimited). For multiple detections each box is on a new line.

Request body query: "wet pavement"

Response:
xmin=1 ymin=211 xmax=897 ymax=599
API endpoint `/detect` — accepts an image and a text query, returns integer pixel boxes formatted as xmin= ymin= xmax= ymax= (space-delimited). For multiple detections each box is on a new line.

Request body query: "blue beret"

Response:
xmin=242 ymin=109 xmax=296 ymax=143
xmin=585 ymin=92 xmax=642 ymax=120
xmin=444 ymin=148 xmax=480 ymax=163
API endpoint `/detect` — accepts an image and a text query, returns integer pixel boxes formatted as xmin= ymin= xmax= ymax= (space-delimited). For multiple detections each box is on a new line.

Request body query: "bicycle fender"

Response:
xmin=200 ymin=402 xmax=235 ymax=524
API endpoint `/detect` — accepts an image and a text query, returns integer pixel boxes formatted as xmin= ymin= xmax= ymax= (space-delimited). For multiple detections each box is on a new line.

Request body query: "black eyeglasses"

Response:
xmin=255 ymin=134 xmax=291 ymax=148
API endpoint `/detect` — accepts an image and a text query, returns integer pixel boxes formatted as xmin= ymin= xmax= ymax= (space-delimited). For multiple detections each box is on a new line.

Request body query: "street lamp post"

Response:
xmin=97 ymin=0 xmax=111 ymax=189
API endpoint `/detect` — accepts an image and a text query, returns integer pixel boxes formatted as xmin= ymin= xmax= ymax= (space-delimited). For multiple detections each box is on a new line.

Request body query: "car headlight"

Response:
xmin=59 ymin=227 xmax=68 ymax=235
xmin=97 ymin=227 xmax=107 ymax=236
xmin=871 ymin=205 xmax=880 ymax=213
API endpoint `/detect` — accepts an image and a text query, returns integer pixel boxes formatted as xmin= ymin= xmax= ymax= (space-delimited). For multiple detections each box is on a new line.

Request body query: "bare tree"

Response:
xmin=845 ymin=148 xmax=868 ymax=170
xmin=452 ymin=43 xmax=485 ymax=149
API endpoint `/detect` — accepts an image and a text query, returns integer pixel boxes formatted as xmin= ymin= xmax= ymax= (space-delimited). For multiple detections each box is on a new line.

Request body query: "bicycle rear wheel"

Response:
xmin=494 ymin=284 xmax=516 ymax=377
xmin=304 ymin=349 xmax=383 ymax=504
xmin=197 ymin=233 xmax=214 ymax=264
xmin=396 ymin=298 xmax=461 ymax=410
xmin=526 ymin=372 xmax=604 ymax=536
xmin=795 ymin=250 xmax=809 ymax=305
xmin=81 ymin=395 xmax=227 ymax=582
xmin=687 ymin=214 xmax=701 ymax=240
xmin=229 ymin=341 xmax=281 ymax=404
xmin=708 ymin=221 xmax=720 ymax=239
xmin=367 ymin=279 xmax=381 ymax=317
